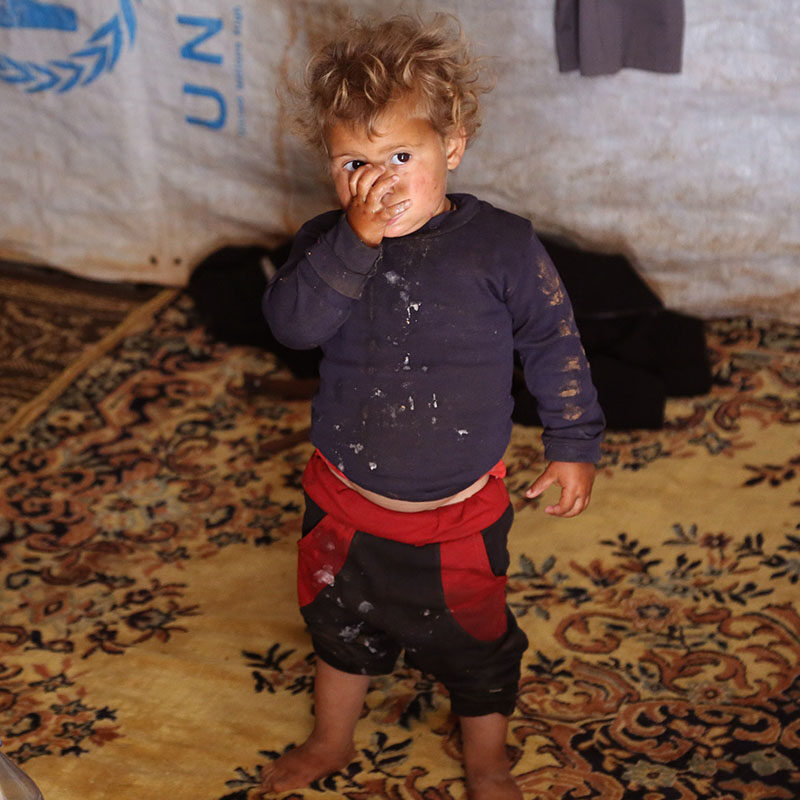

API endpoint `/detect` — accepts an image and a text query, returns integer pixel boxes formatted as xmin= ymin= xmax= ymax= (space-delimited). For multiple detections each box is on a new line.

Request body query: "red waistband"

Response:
xmin=301 ymin=450 xmax=510 ymax=546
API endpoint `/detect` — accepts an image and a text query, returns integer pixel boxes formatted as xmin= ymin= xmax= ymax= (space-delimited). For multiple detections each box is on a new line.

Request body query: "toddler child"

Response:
xmin=262 ymin=12 xmax=605 ymax=799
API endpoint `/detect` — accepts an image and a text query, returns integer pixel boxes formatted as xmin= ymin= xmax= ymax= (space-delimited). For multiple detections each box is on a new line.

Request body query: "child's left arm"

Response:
xmin=504 ymin=226 xmax=606 ymax=511
xmin=525 ymin=461 xmax=596 ymax=517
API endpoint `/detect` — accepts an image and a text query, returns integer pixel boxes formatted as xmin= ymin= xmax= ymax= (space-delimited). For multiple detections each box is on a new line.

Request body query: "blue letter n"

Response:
xmin=177 ymin=15 xmax=223 ymax=64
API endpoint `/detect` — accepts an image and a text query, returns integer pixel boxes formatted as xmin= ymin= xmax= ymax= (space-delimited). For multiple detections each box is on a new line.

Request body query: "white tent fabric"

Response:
xmin=1 ymin=1 xmax=798 ymax=321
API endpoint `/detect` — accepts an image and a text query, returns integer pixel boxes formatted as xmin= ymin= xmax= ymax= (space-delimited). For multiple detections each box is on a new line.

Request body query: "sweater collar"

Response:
xmin=391 ymin=193 xmax=479 ymax=240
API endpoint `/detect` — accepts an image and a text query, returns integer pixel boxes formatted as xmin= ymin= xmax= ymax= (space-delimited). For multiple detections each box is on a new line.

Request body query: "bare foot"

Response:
xmin=466 ymin=768 xmax=523 ymax=800
xmin=260 ymin=737 xmax=357 ymax=794
xmin=261 ymin=660 xmax=370 ymax=792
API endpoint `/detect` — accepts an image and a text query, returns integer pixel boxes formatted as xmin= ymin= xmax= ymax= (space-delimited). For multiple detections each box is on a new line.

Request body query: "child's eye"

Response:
xmin=390 ymin=153 xmax=411 ymax=165
xmin=344 ymin=160 xmax=367 ymax=172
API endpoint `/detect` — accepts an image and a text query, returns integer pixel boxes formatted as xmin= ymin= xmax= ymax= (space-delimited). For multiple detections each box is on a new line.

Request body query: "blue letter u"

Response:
xmin=183 ymin=84 xmax=227 ymax=129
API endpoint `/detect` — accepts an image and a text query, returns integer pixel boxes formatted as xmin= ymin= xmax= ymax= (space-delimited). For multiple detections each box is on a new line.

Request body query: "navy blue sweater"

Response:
xmin=263 ymin=193 xmax=605 ymax=501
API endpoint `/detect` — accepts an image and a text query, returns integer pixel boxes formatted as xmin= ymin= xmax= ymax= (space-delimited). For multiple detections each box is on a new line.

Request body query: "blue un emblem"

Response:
xmin=0 ymin=1 xmax=78 ymax=31
xmin=0 ymin=0 xmax=140 ymax=92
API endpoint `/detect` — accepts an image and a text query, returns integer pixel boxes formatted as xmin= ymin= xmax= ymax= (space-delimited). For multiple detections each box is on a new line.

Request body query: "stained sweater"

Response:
xmin=263 ymin=193 xmax=605 ymax=501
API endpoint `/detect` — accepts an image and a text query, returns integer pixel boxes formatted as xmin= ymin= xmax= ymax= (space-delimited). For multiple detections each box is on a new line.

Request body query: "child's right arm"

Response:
xmin=262 ymin=213 xmax=381 ymax=349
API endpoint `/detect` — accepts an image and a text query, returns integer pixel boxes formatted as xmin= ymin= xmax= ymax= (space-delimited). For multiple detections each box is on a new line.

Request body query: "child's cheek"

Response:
xmin=408 ymin=174 xmax=433 ymax=202
xmin=419 ymin=174 xmax=446 ymax=213
xmin=334 ymin=178 xmax=351 ymax=209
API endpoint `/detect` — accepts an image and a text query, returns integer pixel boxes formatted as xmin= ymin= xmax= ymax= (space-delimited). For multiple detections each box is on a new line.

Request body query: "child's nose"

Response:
xmin=386 ymin=167 xmax=404 ymax=189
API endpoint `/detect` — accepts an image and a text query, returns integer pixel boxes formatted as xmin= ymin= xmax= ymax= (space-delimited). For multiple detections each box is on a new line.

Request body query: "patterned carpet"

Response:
xmin=1 ymin=292 xmax=799 ymax=800
xmin=0 ymin=261 xmax=160 ymax=427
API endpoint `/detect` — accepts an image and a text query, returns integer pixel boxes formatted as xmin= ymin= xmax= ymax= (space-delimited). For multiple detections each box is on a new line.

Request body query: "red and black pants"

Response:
xmin=297 ymin=451 xmax=528 ymax=717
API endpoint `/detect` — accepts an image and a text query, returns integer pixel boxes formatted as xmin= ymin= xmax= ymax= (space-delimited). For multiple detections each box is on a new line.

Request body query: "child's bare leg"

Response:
xmin=261 ymin=659 xmax=370 ymax=793
xmin=460 ymin=713 xmax=522 ymax=800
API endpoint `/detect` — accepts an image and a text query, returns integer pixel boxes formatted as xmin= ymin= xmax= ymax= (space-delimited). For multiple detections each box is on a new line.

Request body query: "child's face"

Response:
xmin=326 ymin=96 xmax=466 ymax=239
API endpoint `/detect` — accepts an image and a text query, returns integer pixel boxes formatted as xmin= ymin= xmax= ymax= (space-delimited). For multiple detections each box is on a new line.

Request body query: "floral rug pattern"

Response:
xmin=0 ymin=295 xmax=798 ymax=799
xmin=0 ymin=266 xmax=155 ymax=423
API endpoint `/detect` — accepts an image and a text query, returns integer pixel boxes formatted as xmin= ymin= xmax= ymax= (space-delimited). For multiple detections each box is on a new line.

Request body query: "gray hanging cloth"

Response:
xmin=555 ymin=0 xmax=684 ymax=76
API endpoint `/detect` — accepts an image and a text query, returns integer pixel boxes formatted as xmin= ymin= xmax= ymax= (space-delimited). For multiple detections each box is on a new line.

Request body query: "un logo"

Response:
xmin=0 ymin=0 xmax=140 ymax=92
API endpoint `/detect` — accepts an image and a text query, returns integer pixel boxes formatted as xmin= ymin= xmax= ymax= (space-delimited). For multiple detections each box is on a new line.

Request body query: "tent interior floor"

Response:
xmin=0 ymin=259 xmax=160 ymax=423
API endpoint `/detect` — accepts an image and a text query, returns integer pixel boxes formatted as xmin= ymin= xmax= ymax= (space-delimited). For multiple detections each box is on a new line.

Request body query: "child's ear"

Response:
xmin=445 ymin=128 xmax=467 ymax=170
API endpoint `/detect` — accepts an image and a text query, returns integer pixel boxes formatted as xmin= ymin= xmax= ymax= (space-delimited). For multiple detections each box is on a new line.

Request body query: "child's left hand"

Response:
xmin=525 ymin=461 xmax=595 ymax=517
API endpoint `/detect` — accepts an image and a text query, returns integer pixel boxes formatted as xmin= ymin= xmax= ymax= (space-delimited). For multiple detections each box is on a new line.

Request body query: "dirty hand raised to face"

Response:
xmin=342 ymin=165 xmax=411 ymax=247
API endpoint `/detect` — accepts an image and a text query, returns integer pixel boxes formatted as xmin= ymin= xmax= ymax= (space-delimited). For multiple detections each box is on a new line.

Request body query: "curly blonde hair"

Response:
xmin=298 ymin=13 xmax=491 ymax=153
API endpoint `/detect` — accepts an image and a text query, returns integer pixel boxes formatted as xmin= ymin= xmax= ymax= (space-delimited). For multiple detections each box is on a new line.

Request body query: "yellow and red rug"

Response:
xmin=1 ymin=293 xmax=799 ymax=799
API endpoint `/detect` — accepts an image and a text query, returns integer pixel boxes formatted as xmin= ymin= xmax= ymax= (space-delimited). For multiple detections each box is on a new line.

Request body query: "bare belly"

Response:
xmin=324 ymin=463 xmax=490 ymax=512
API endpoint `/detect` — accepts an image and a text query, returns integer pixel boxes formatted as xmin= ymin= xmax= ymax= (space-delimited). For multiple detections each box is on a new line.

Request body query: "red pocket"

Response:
xmin=439 ymin=534 xmax=508 ymax=642
xmin=297 ymin=519 xmax=355 ymax=607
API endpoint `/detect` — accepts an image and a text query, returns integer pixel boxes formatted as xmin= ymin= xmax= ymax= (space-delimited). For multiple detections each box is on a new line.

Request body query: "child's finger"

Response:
xmin=349 ymin=165 xmax=384 ymax=201
xmin=525 ymin=473 xmax=553 ymax=499
xmin=364 ymin=173 xmax=399 ymax=207
xmin=383 ymin=198 xmax=410 ymax=218
xmin=546 ymin=489 xmax=590 ymax=517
